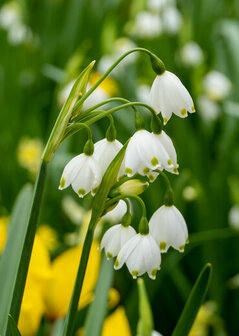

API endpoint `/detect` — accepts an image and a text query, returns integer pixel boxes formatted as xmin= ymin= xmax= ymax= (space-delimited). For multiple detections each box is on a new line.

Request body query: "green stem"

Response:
xmin=62 ymin=143 xmax=128 ymax=336
xmin=156 ymin=170 xmax=172 ymax=190
xmin=6 ymin=160 xmax=47 ymax=335
xmin=85 ymin=102 xmax=157 ymax=126
xmin=156 ymin=170 xmax=174 ymax=206
xmin=73 ymin=97 xmax=136 ymax=122
xmin=73 ymin=48 xmax=164 ymax=112
xmin=62 ymin=222 xmax=95 ymax=336
xmin=105 ymin=194 xmax=146 ymax=218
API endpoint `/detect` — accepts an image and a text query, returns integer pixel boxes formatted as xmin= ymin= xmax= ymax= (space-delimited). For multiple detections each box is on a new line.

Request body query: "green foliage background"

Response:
xmin=1 ymin=0 xmax=239 ymax=335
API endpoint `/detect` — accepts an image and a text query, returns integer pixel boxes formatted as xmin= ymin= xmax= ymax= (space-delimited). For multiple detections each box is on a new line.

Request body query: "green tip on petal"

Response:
xmin=92 ymin=186 xmax=99 ymax=195
xmin=148 ymin=174 xmax=155 ymax=182
xmin=107 ymin=252 xmax=113 ymax=260
xmin=78 ymin=188 xmax=86 ymax=197
xmin=59 ymin=177 xmax=66 ymax=189
xmin=173 ymin=167 xmax=179 ymax=174
xmin=179 ymin=244 xmax=185 ymax=252
xmin=163 ymin=117 xmax=168 ymax=125
xmin=126 ymin=167 xmax=133 ymax=175
xmin=186 ymin=237 xmax=189 ymax=244
xmin=132 ymin=270 xmax=139 ymax=279
xmin=114 ymin=258 xmax=119 ymax=269
xmin=151 ymin=157 xmax=159 ymax=167
xmin=151 ymin=269 xmax=158 ymax=279
xmin=160 ymin=241 xmax=167 ymax=251
xmin=143 ymin=167 xmax=150 ymax=174
xmin=180 ymin=108 xmax=187 ymax=116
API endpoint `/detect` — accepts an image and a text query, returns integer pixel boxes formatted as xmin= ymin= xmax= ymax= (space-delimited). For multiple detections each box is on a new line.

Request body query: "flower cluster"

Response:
xmin=59 ymin=57 xmax=194 ymax=280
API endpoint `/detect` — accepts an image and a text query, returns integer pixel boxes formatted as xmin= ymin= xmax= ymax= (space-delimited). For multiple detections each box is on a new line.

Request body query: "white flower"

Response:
xmin=134 ymin=11 xmax=162 ymax=38
xmin=152 ymin=331 xmax=164 ymax=336
xmin=94 ymin=138 xmax=123 ymax=176
xmin=203 ymin=70 xmax=232 ymax=101
xmin=149 ymin=205 xmax=188 ymax=252
xmin=59 ymin=153 xmax=102 ymax=197
xmin=102 ymin=200 xmax=128 ymax=223
xmin=229 ymin=205 xmax=239 ymax=230
xmin=179 ymin=41 xmax=204 ymax=67
xmin=97 ymin=38 xmax=137 ymax=76
xmin=152 ymin=131 xmax=178 ymax=174
xmin=162 ymin=6 xmax=182 ymax=35
xmin=148 ymin=0 xmax=175 ymax=11
xmin=150 ymin=70 xmax=195 ymax=124
xmin=0 ymin=2 xmax=21 ymax=30
xmin=136 ymin=84 xmax=151 ymax=105
xmin=114 ymin=233 xmax=161 ymax=279
xmin=100 ymin=224 xmax=136 ymax=259
xmin=125 ymin=130 xmax=177 ymax=177
xmin=197 ymin=94 xmax=220 ymax=123
xmin=82 ymin=83 xmax=110 ymax=111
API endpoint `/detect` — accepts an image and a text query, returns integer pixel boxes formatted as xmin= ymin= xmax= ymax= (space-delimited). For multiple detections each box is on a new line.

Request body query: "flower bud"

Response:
xmin=119 ymin=179 xmax=149 ymax=196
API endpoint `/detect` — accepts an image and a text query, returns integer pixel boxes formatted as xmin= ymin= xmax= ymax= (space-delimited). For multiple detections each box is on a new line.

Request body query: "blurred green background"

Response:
xmin=1 ymin=0 xmax=239 ymax=335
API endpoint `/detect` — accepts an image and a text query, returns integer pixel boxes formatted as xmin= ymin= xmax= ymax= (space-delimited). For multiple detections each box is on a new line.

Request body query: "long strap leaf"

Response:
xmin=83 ymin=256 xmax=114 ymax=336
xmin=0 ymin=184 xmax=33 ymax=335
xmin=171 ymin=263 xmax=212 ymax=336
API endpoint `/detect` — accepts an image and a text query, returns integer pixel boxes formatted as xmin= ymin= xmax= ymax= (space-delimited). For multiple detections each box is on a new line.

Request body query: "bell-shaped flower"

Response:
xmin=125 ymin=130 xmax=175 ymax=177
xmin=150 ymin=71 xmax=195 ymax=124
xmin=149 ymin=205 xmax=188 ymax=252
xmin=114 ymin=233 xmax=161 ymax=279
xmin=94 ymin=138 xmax=123 ymax=176
xmin=59 ymin=153 xmax=102 ymax=198
xmin=100 ymin=224 xmax=136 ymax=260
xmin=152 ymin=130 xmax=178 ymax=174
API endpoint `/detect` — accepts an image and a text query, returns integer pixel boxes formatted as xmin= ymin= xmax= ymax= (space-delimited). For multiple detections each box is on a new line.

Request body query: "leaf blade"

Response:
xmin=171 ymin=263 xmax=212 ymax=336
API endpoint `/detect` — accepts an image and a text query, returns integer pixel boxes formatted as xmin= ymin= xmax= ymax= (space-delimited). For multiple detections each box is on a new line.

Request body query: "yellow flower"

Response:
xmin=102 ymin=307 xmax=131 ymax=336
xmin=37 ymin=225 xmax=59 ymax=252
xmin=108 ymin=288 xmax=120 ymax=309
xmin=89 ymin=72 xmax=118 ymax=96
xmin=0 ymin=216 xmax=8 ymax=253
xmin=18 ymin=235 xmax=51 ymax=336
xmin=77 ymin=306 xmax=131 ymax=336
xmin=17 ymin=137 xmax=43 ymax=176
xmin=43 ymin=241 xmax=101 ymax=320
xmin=189 ymin=302 xmax=217 ymax=336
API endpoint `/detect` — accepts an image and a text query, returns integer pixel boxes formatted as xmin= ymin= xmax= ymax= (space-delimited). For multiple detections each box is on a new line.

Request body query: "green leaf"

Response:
xmin=83 ymin=256 xmax=114 ymax=336
xmin=137 ymin=278 xmax=153 ymax=336
xmin=171 ymin=263 xmax=212 ymax=336
xmin=0 ymin=184 xmax=33 ymax=335
xmin=7 ymin=315 xmax=21 ymax=336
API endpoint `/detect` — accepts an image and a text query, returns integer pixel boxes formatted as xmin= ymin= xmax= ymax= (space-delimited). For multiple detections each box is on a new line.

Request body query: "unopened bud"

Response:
xmin=119 ymin=179 xmax=149 ymax=196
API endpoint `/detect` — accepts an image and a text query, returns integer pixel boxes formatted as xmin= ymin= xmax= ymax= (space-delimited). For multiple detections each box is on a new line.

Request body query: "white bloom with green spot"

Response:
xmin=150 ymin=71 xmax=195 ymax=124
xmin=94 ymin=138 xmax=123 ymax=176
xmin=125 ymin=130 xmax=173 ymax=178
xmin=114 ymin=233 xmax=161 ymax=279
xmin=152 ymin=130 xmax=178 ymax=174
xmin=59 ymin=153 xmax=102 ymax=197
xmin=149 ymin=205 xmax=188 ymax=252
xmin=100 ymin=224 xmax=136 ymax=259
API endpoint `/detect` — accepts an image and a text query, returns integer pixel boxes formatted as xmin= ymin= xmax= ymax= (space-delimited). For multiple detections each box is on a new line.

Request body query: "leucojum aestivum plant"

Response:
xmin=1 ymin=48 xmax=212 ymax=336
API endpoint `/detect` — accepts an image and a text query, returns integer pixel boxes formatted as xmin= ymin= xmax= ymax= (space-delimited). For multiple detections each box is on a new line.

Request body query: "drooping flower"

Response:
xmin=124 ymin=130 xmax=176 ymax=177
xmin=161 ymin=6 xmax=182 ymax=35
xmin=150 ymin=71 xmax=195 ymax=124
xmin=202 ymin=70 xmax=232 ymax=101
xmin=134 ymin=11 xmax=162 ymax=38
xmin=114 ymin=233 xmax=161 ymax=279
xmin=94 ymin=138 xmax=123 ymax=176
xmin=152 ymin=130 xmax=178 ymax=174
xmin=102 ymin=200 xmax=128 ymax=223
xmin=149 ymin=205 xmax=188 ymax=252
xmin=59 ymin=153 xmax=102 ymax=198
xmin=100 ymin=224 xmax=136 ymax=259
xmin=179 ymin=41 xmax=204 ymax=67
